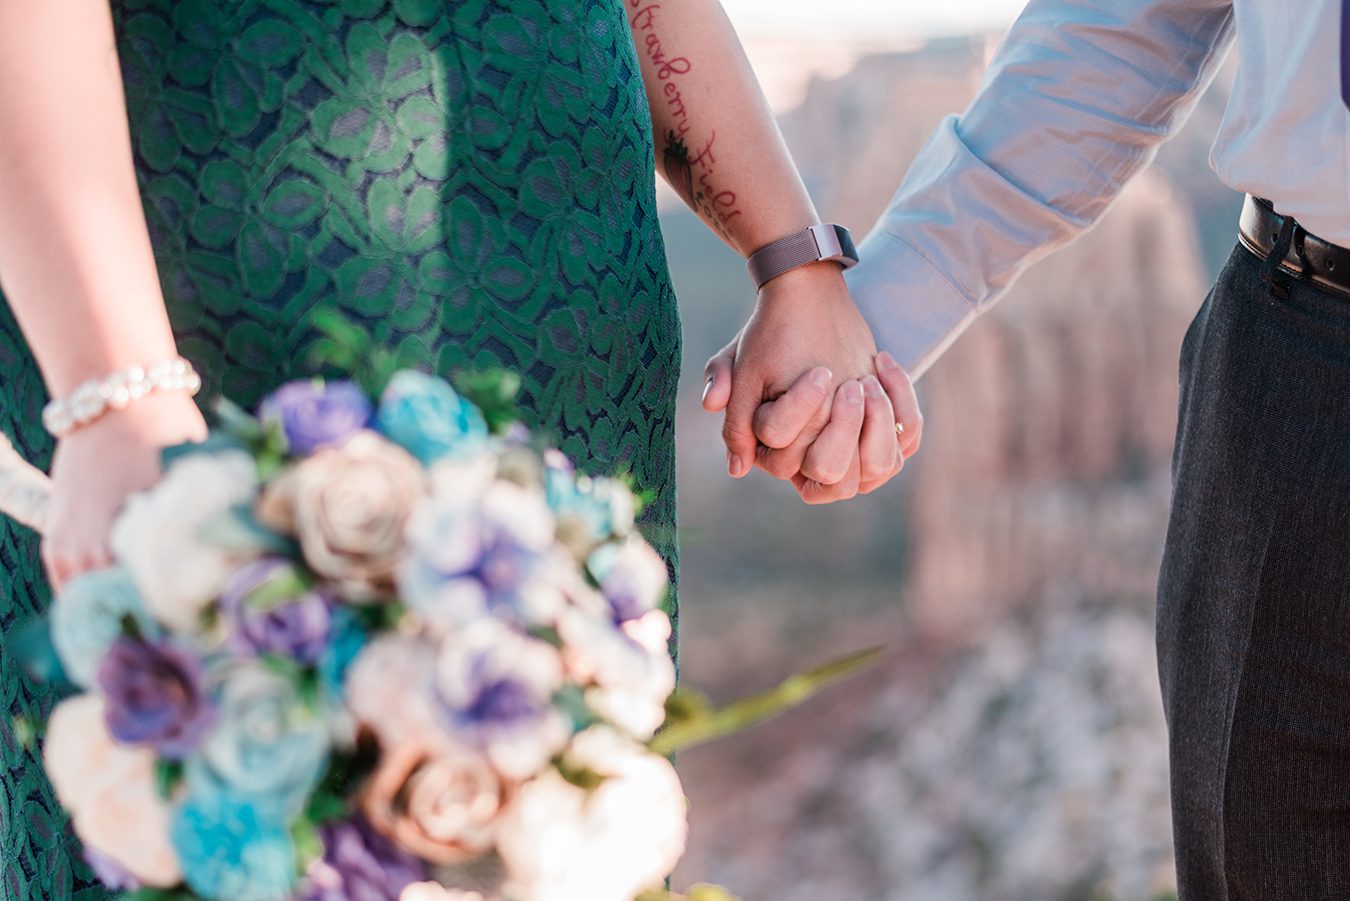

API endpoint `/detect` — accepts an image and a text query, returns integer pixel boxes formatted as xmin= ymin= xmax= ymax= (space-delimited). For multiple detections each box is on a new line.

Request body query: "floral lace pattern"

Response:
xmin=0 ymin=0 xmax=679 ymax=894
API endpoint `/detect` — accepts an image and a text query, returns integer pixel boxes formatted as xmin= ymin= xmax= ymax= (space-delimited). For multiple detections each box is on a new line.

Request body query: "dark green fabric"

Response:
xmin=0 ymin=1 xmax=679 ymax=894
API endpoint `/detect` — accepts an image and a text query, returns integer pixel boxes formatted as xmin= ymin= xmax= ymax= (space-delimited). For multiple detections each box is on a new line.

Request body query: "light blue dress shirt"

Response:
xmin=847 ymin=0 xmax=1350 ymax=378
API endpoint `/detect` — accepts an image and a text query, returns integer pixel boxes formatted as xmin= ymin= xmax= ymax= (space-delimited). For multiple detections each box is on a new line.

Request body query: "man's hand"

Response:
xmin=702 ymin=262 xmax=923 ymax=503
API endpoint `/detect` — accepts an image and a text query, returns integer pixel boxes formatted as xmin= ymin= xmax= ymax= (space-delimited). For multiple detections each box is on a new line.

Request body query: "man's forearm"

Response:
xmin=624 ymin=0 xmax=821 ymax=258
xmin=850 ymin=0 xmax=1235 ymax=378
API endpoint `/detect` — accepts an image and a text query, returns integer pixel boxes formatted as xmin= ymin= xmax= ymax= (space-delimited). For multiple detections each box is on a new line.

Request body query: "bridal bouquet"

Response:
xmin=1 ymin=346 xmax=875 ymax=901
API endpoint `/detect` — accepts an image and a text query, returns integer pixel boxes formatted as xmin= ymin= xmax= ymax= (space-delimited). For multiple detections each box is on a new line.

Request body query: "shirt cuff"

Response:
xmin=845 ymin=229 xmax=980 ymax=381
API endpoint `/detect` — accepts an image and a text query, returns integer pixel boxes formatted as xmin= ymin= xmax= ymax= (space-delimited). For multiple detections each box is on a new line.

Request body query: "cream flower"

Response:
xmin=346 ymin=634 xmax=443 ymax=747
xmin=257 ymin=431 xmax=426 ymax=601
xmin=109 ymin=450 xmax=259 ymax=633
xmin=496 ymin=727 xmax=688 ymax=901
xmin=559 ymin=609 xmax=675 ymax=740
xmin=363 ymin=737 xmax=509 ymax=866
xmin=44 ymin=695 xmax=182 ymax=886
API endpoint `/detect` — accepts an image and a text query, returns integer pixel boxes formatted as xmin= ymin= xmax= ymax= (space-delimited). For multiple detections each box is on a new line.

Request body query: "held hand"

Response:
xmin=702 ymin=262 xmax=919 ymax=503
xmin=43 ymin=392 xmax=207 ymax=593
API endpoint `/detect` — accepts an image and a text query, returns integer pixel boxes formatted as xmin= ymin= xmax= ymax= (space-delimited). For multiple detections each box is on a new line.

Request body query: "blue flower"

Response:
xmin=317 ymin=606 xmax=368 ymax=701
xmin=170 ymin=788 xmax=298 ymax=901
xmin=375 ymin=370 xmax=488 ymax=465
xmin=186 ymin=662 xmax=330 ymax=820
xmin=542 ymin=450 xmax=635 ymax=541
xmin=50 ymin=566 xmax=158 ymax=688
xmin=258 ymin=379 xmax=373 ymax=456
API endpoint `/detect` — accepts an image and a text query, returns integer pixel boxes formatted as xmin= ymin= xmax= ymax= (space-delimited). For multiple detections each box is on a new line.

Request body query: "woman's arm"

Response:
xmin=0 ymin=0 xmax=206 ymax=588
xmin=624 ymin=0 xmax=920 ymax=501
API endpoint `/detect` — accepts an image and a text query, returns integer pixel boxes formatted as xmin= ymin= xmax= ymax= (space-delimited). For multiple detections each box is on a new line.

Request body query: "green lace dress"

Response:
xmin=0 ymin=1 xmax=680 ymax=894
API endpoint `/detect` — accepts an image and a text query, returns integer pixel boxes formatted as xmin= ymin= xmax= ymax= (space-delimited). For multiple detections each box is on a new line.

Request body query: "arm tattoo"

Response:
xmin=628 ymin=2 xmax=745 ymax=239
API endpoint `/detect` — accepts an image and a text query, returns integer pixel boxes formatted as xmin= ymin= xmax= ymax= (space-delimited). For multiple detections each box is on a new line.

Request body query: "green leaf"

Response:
xmin=552 ymin=683 xmax=595 ymax=733
xmin=310 ymin=308 xmax=375 ymax=358
xmin=290 ymin=816 xmax=324 ymax=873
xmin=6 ymin=615 xmax=69 ymax=688
xmin=649 ymin=647 xmax=885 ymax=757
xmin=10 ymin=716 xmax=37 ymax=754
xmin=243 ymin=565 xmax=314 ymax=613
xmin=161 ymin=432 xmax=249 ymax=472
xmin=121 ymin=887 xmax=199 ymax=901
xmin=556 ymin=760 xmax=607 ymax=792
xmin=155 ymin=760 xmax=184 ymax=801
xmin=452 ymin=368 xmax=521 ymax=434
xmin=306 ymin=745 xmax=379 ymax=825
xmin=686 ymin=886 xmax=745 ymax=901
xmin=211 ymin=396 xmax=265 ymax=443
xmin=661 ymin=689 xmax=713 ymax=728
xmin=198 ymin=503 xmax=299 ymax=556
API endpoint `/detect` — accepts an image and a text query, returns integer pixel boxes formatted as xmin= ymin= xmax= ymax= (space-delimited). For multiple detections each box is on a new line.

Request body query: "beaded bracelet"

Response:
xmin=42 ymin=357 xmax=202 ymax=438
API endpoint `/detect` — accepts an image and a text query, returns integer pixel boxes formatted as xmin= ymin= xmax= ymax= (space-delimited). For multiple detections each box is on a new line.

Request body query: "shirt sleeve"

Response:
xmin=846 ymin=0 xmax=1236 ymax=379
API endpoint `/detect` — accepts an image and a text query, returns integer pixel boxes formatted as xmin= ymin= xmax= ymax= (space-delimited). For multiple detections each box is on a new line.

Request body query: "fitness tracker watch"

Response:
xmin=745 ymin=224 xmax=859 ymax=290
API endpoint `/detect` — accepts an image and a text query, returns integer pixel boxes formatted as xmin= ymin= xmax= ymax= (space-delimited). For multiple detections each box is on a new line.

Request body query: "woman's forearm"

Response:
xmin=625 ymin=0 xmax=821 ymax=257
xmin=0 ymin=0 xmax=178 ymax=398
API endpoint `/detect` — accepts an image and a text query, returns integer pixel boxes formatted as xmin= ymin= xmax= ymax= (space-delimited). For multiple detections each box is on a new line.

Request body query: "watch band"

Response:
xmin=746 ymin=223 xmax=859 ymax=290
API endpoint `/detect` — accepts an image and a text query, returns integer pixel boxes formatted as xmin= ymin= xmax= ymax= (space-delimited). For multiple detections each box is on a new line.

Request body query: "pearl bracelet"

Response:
xmin=42 ymin=357 xmax=203 ymax=438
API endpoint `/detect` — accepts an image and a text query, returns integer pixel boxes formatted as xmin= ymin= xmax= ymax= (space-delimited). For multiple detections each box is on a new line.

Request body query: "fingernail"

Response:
xmin=702 ymin=376 xmax=714 ymax=402
xmin=844 ymin=381 xmax=864 ymax=406
xmin=810 ymin=367 xmax=832 ymax=389
xmin=730 ymin=454 xmax=745 ymax=477
xmin=878 ymin=351 xmax=900 ymax=372
xmin=863 ymin=375 xmax=884 ymax=397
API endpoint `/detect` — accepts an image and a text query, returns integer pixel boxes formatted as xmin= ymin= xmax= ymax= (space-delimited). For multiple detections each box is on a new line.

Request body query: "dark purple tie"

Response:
xmin=1344 ymin=0 xmax=1350 ymax=107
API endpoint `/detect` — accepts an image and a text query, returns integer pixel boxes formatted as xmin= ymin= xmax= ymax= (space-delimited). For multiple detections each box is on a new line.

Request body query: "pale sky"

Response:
xmin=713 ymin=0 xmax=1027 ymax=111
xmin=720 ymin=0 xmax=1028 ymax=41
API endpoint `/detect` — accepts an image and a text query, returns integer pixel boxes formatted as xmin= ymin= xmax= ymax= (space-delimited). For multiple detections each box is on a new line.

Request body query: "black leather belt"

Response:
xmin=1238 ymin=195 xmax=1350 ymax=300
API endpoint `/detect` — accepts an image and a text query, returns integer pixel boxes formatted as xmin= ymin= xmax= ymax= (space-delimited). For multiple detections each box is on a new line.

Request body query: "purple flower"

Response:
xmin=259 ymin=379 xmax=373 ymax=456
xmin=83 ymin=847 xmax=141 ymax=892
xmin=97 ymin=637 xmax=216 ymax=759
xmin=434 ymin=619 xmax=569 ymax=779
xmin=302 ymin=815 xmax=427 ymax=901
xmin=219 ymin=558 xmax=333 ymax=664
xmin=400 ymin=483 xmax=562 ymax=631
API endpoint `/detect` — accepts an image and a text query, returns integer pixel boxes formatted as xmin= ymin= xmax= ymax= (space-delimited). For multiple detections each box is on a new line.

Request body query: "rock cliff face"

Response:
xmin=674 ymin=35 xmax=1225 ymax=900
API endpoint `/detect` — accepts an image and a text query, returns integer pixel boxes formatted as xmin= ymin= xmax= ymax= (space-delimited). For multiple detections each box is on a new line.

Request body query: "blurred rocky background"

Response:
xmin=666 ymin=32 xmax=1241 ymax=901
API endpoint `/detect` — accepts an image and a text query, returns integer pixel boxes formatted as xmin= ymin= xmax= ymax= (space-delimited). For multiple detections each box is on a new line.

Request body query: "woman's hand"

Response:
xmin=702 ymin=262 xmax=919 ymax=503
xmin=43 ymin=391 xmax=208 ymax=593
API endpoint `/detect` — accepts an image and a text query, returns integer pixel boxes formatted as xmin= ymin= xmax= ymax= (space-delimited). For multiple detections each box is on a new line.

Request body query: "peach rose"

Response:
xmin=257 ymin=431 xmax=425 ymax=601
xmin=363 ymin=739 xmax=509 ymax=866
xmin=44 ymin=695 xmax=182 ymax=886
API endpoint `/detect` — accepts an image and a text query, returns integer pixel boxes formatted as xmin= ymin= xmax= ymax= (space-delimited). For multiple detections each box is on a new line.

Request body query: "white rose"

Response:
xmin=110 ymin=450 xmax=259 ymax=633
xmin=346 ymin=635 xmax=443 ymax=747
xmin=497 ymin=727 xmax=687 ymax=901
xmin=44 ymin=695 xmax=182 ymax=886
xmin=559 ymin=609 xmax=674 ymax=740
